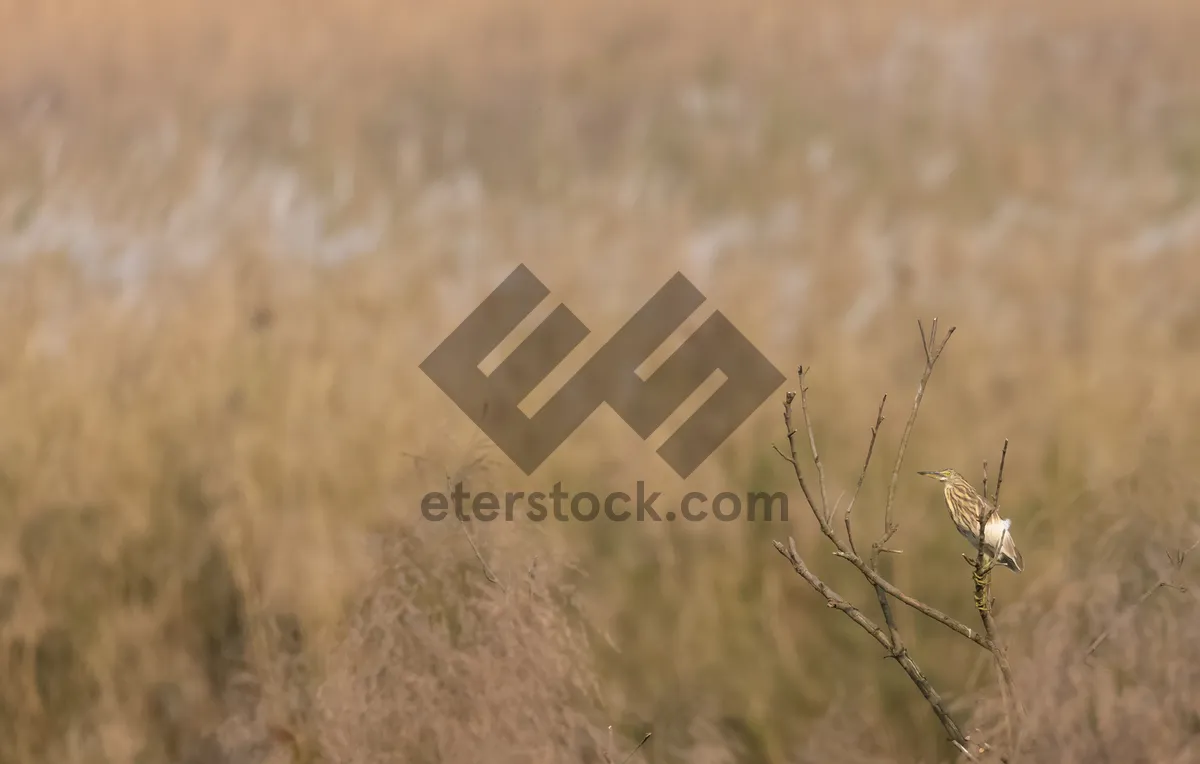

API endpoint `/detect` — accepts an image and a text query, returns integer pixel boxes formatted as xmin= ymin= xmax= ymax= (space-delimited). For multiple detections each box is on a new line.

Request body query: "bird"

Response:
xmin=916 ymin=469 xmax=1023 ymax=574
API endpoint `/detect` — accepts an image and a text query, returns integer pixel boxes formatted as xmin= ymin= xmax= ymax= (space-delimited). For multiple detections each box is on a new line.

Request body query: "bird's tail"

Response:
xmin=999 ymin=532 xmax=1023 ymax=573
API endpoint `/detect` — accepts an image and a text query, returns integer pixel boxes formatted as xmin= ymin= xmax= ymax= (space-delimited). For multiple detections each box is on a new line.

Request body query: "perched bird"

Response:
xmin=917 ymin=469 xmax=1023 ymax=573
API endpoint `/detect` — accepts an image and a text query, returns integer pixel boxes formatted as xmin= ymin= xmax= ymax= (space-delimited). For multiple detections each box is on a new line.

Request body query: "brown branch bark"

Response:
xmin=843 ymin=395 xmax=887 ymax=557
xmin=775 ymin=385 xmax=992 ymax=652
xmin=873 ymin=318 xmax=955 ymax=565
xmin=770 ymin=322 xmax=1009 ymax=759
xmin=971 ymin=440 xmax=1023 ymax=728
xmin=773 ymin=538 xmax=983 ymax=758
xmin=865 ymin=320 xmax=954 ymax=664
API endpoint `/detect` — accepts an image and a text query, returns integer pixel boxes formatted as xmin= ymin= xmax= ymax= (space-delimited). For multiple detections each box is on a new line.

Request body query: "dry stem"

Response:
xmin=773 ymin=538 xmax=978 ymax=757
xmin=771 ymin=319 xmax=1005 ymax=759
xmin=843 ymin=396 xmax=887 ymax=556
xmin=868 ymin=319 xmax=954 ymax=651
xmin=1084 ymin=535 xmax=1200 ymax=659
xmin=971 ymin=440 xmax=1024 ymax=737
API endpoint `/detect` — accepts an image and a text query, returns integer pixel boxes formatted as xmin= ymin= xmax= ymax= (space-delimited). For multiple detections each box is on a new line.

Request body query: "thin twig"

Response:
xmin=1084 ymin=582 xmax=1180 ymax=657
xmin=457 ymin=519 xmax=506 ymax=590
xmin=992 ymin=440 xmax=1009 ymax=509
xmin=843 ymin=395 xmax=887 ymax=556
xmin=779 ymin=390 xmax=822 ymax=520
xmin=777 ymin=377 xmax=993 ymax=650
xmin=770 ymin=323 xmax=1001 ymax=758
xmin=775 ymin=538 xmax=984 ymax=757
xmin=875 ymin=319 xmax=955 ymax=562
xmin=449 ymin=475 xmax=506 ymax=591
xmin=829 ymin=489 xmax=847 ymax=527
xmin=798 ymin=368 xmax=832 ymax=524
xmin=771 ymin=443 xmax=797 ymax=468
xmin=619 ymin=733 xmax=652 ymax=764
xmin=981 ymin=460 xmax=988 ymax=508
xmin=1084 ymin=535 xmax=1200 ymax=657
xmin=796 ymin=374 xmax=899 ymax=648
xmin=951 ymin=740 xmax=981 ymax=762
xmin=971 ymin=441 xmax=1021 ymax=721
xmin=868 ymin=321 xmax=954 ymax=656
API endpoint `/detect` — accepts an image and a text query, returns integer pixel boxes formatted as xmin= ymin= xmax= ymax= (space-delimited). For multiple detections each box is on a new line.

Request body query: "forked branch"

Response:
xmin=971 ymin=441 xmax=1023 ymax=725
xmin=771 ymin=320 xmax=1004 ymax=759
xmin=1084 ymin=535 xmax=1200 ymax=659
xmin=772 ymin=383 xmax=991 ymax=652
xmin=773 ymin=538 xmax=978 ymax=756
xmin=866 ymin=319 xmax=954 ymax=654
xmin=843 ymin=396 xmax=887 ymax=556
xmin=874 ymin=318 xmax=955 ymax=566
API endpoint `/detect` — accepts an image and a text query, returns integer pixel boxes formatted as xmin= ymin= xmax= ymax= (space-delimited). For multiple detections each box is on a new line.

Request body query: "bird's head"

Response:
xmin=916 ymin=469 xmax=961 ymax=484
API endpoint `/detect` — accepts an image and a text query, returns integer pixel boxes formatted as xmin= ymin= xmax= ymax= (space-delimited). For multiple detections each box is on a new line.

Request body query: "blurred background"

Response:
xmin=3 ymin=1 xmax=1200 ymax=762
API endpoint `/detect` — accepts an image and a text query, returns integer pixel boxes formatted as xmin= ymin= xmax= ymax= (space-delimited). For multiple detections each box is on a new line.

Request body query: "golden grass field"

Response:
xmin=3 ymin=1 xmax=1200 ymax=762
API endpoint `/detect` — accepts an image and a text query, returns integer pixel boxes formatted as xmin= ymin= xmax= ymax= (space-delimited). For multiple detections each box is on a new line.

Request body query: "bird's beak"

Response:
xmin=916 ymin=471 xmax=935 ymax=476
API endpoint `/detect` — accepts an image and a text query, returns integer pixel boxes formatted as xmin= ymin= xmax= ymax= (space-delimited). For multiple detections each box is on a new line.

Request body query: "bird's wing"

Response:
xmin=998 ymin=526 xmax=1023 ymax=572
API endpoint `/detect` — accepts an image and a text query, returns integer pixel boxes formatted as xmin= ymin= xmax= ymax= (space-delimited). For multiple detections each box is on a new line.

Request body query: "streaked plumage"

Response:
xmin=917 ymin=469 xmax=1023 ymax=573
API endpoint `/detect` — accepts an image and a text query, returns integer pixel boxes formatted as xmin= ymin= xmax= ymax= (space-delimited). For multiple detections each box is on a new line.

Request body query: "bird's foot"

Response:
xmin=973 ymin=590 xmax=991 ymax=613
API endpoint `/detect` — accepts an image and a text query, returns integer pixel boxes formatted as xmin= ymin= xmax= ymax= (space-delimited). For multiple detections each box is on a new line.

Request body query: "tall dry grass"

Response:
xmin=1 ymin=0 xmax=1200 ymax=762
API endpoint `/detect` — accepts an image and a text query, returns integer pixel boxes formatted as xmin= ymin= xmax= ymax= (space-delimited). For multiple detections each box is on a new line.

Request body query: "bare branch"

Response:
xmin=771 ymin=443 xmax=798 ymax=469
xmin=770 ymin=323 xmax=1009 ymax=759
xmin=792 ymin=370 xmax=904 ymax=647
xmin=832 ymin=549 xmax=991 ymax=650
xmin=874 ymin=319 xmax=956 ymax=563
xmin=844 ymin=395 xmax=887 ymax=556
xmin=457 ymin=519 xmax=506 ymax=590
xmin=971 ymin=444 xmax=1021 ymax=721
xmin=773 ymin=539 xmax=984 ymax=756
xmin=798 ymin=367 xmax=832 ymax=524
xmin=619 ymin=733 xmax=652 ymax=764
xmin=951 ymin=740 xmax=980 ymax=762
xmin=1084 ymin=582 xmax=1176 ymax=658
xmin=448 ymin=475 xmax=506 ymax=591
xmin=777 ymin=390 xmax=823 ymax=523
xmin=1085 ymin=535 xmax=1200 ymax=658
xmin=775 ymin=369 xmax=993 ymax=651
xmin=866 ymin=320 xmax=954 ymax=665
xmin=992 ymin=439 xmax=1009 ymax=509
xmin=829 ymin=489 xmax=847 ymax=526
xmin=604 ymin=727 xmax=652 ymax=764
xmin=918 ymin=318 xmax=931 ymax=364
